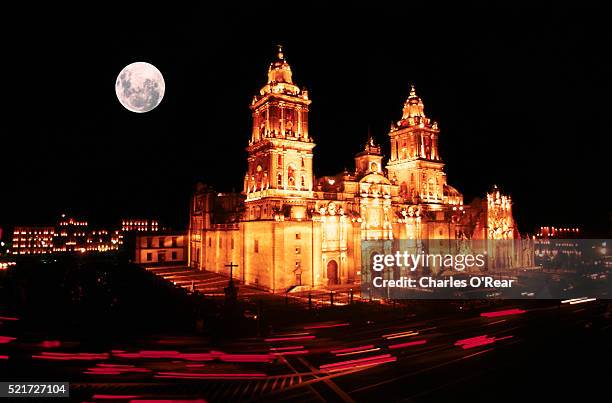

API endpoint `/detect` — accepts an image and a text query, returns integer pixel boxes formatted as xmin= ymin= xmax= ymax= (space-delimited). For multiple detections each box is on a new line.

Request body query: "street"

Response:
xmin=2 ymin=279 xmax=609 ymax=402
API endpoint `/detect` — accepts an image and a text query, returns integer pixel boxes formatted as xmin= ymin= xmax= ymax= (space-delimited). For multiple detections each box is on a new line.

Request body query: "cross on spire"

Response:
xmin=409 ymin=84 xmax=417 ymax=97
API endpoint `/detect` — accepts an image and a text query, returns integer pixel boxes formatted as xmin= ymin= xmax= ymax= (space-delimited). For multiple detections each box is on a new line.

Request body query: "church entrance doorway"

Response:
xmin=327 ymin=260 xmax=339 ymax=286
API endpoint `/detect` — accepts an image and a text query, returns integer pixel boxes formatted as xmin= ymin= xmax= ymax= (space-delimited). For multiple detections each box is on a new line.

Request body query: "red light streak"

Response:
xmin=110 ymin=350 xmax=272 ymax=362
xmin=455 ymin=335 xmax=492 ymax=349
xmin=331 ymin=345 xmax=375 ymax=354
xmin=271 ymin=350 xmax=309 ymax=356
xmin=266 ymin=332 xmax=310 ymax=337
xmin=485 ymin=319 xmax=507 ymax=326
xmin=382 ymin=330 xmax=419 ymax=339
xmin=111 ymin=352 xmax=141 ymax=359
xmin=454 ymin=335 xmax=513 ymax=349
xmin=0 ymin=316 xmax=19 ymax=321
xmin=480 ymin=308 xmax=526 ymax=318
xmin=97 ymin=363 xmax=136 ymax=368
xmin=178 ymin=353 xmax=216 ymax=361
xmin=0 ymin=336 xmax=16 ymax=344
xmin=455 ymin=335 xmax=487 ymax=345
xmin=110 ymin=349 xmax=274 ymax=363
xmin=154 ymin=372 xmax=266 ymax=380
xmin=320 ymin=354 xmax=396 ymax=372
xmin=388 ymin=339 xmax=428 ymax=349
xmin=336 ymin=348 xmax=380 ymax=356
xmin=41 ymin=340 xmax=61 ymax=348
xmin=0 ymin=355 xmax=8 ymax=359
xmin=137 ymin=350 xmax=180 ymax=358
xmin=264 ymin=335 xmax=316 ymax=342
xmin=269 ymin=345 xmax=304 ymax=351
xmin=219 ymin=354 xmax=273 ymax=363
xmin=85 ymin=363 xmax=152 ymax=375
xmin=462 ymin=348 xmax=494 ymax=359
xmin=33 ymin=352 xmax=109 ymax=361
xmin=112 ymin=351 xmax=216 ymax=361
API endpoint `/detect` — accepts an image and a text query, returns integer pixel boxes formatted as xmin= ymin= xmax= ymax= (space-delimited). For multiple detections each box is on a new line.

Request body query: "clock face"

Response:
xmin=370 ymin=162 xmax=378 ymax=172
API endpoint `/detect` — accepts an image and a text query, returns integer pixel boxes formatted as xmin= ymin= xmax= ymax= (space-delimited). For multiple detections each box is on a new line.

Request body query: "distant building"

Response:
xmin=10 ymin=214 xmax=124 ymax=255
xmin=535 ymin=226 xmax=581 ymax=239
xmin=534 ymin=226 xmax=582 ymax=269
xmin=121 ymin=219 xmax=159 ymax=233
xmin=11 ymin=226 xmax=55 ymax=255
xmin=134 ymin=233 xmax=186 ymax=265
xmin=83 ymin=229 xmax=123 ymax=252
xmin=54 ymin=215 xmax=89 ymax=252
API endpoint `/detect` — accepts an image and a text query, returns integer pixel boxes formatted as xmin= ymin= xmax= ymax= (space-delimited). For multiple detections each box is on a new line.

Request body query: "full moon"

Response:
xmin=115 ymin=62 xmax=165 ymax=113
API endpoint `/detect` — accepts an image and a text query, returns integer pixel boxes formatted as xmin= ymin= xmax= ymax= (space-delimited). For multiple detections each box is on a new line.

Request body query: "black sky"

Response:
xmin=0 ymin=6 xmax=609 ymax=235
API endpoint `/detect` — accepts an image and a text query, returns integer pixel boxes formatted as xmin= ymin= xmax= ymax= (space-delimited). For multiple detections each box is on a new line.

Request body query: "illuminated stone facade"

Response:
xmin=188 ymin=47 xmax=528 ymax=292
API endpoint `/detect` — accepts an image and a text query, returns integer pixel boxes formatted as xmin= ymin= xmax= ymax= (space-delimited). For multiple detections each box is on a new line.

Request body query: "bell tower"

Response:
xmin=386 ymin=85 xmax=447 ymax=204
xmin=355 ymin=135 xmax=384 ymax=177
xmin=244 ymin=45 xmax=315 ymax=201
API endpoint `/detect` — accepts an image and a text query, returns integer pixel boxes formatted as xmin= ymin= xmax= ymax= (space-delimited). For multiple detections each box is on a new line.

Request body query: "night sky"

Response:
xmin=0 ymin=6 xmax=609 ymax=235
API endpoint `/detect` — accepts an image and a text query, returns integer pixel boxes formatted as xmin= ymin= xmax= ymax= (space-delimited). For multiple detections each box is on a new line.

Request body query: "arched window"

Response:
xmin=256 ymin=165 xmax=263 ymax=190
xmin=277 ymin=173 xmax=282 ymax=187
xmin=400 ymin=181 xmax=408 ymax=197
xmin=277 ymin=155 xmax=282 ymax=167
xmin=287 ymin=164 xmax=296 ymax=188
xmin=301 ymin=176 xmax=305 ymax=188
xmin=301 ymin=157 xmax=305 ymax=168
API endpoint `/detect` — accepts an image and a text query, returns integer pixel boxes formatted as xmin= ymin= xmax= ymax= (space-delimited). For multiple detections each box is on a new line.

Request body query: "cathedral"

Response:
xmin=187 ymin=46 xmax=529 ymax=293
